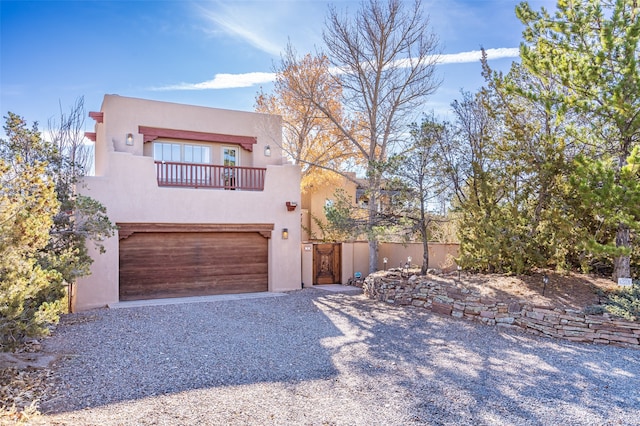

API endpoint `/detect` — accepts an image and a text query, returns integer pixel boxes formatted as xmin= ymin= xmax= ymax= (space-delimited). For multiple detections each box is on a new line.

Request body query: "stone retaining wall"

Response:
xmin=363 ymin=271 xmax=640 ymax=348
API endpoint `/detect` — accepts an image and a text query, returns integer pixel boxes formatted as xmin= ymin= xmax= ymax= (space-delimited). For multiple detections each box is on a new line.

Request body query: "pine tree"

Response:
xmin=517 ymin=0 xmax=640 ymax=280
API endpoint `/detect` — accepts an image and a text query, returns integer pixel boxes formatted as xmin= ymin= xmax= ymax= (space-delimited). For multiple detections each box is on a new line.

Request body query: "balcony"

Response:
xmin=155 ymin=161 xmax=266 ymax=191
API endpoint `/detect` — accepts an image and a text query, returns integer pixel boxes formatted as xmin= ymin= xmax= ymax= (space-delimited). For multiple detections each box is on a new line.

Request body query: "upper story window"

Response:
xmin=222 ymin=146 xmax=239 ymax=167
xmin=154 ymin=142 xmax=211 ymax=164
xmin=185 ymin=145 xmax=211 ymax=164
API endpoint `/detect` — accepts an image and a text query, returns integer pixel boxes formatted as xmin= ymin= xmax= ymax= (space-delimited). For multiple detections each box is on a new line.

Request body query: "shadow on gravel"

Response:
xmin=41 ymin=290 xmax=345 ymax=414
xmin=313 ymin=294 xmax=640 ymax=425
xmin=41 ymin=288 xmax=640 ymax=424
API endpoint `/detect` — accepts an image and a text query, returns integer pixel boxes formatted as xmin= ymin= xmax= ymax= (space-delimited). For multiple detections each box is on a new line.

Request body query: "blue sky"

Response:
xmin=1 ymin=0 xmax=555 ymax=134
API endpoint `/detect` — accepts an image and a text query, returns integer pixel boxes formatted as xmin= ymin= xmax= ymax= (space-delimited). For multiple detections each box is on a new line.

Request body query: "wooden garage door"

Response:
xmin=119 ymin=231 xmax=268 ymax=301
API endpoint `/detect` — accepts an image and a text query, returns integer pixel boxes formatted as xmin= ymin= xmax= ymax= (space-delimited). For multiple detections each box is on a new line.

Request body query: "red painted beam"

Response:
xmin=139 ymin=126 xmax=257 ymax=152
xmin=89 ymin=111 xmax=104 ymax=123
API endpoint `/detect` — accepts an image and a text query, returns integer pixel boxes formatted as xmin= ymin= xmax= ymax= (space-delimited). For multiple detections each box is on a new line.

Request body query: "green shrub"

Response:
xmin=603 ymin=283 xmax=640 ymax=321
xmin=583 ymin=304 xmax=606 ymax=316
xmin=0 ymin=159 xmax=62 ymax=350
xmin=1 ymin=111 xmax=115 ymax=351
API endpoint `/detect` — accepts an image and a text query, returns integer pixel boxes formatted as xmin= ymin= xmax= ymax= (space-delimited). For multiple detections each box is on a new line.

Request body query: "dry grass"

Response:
xmin=0 ymin=339 xmax=62 ymax=425
xmin=0 ymin=367 xmax=53 ymax=424
xmin=446 ymin=269 xmax=618 ymax=310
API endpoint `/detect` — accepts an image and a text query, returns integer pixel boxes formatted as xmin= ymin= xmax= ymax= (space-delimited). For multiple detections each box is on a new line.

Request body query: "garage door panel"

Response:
xmin=119 ymin=266 xmax=269 ymax=289
xmin=119 ymin=279 xmax=266 ymax=300
xmin=121 ymin=263 xmax=268 ymax=278
xmin=119 ymin=231 xmax=268 ymax=301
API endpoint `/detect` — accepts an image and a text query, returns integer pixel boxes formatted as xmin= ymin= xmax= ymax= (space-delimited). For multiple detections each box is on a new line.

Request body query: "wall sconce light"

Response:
xmin=264 ymin=145 xmax=271 ymax=157
xmin=126 ymin=133 xmax=134 ymax=146
xmin=282 ymin=228 xmax=289 ymax=240
xmin=286 ymin=201 xmax=298 ymax=212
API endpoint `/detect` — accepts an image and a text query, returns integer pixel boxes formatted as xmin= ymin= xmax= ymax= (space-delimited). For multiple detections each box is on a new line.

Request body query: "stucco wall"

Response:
xmin=93 ymin=95 xmax=284 ymax=173
xmin=301 ymin=243 xmax=313 ymax=288
xmin=302 ymin=175 xmax=357 ymax=240
xmin=378 ymin=242 xmax=459 ymax=271
xmin=300 ymin=241 xmax=460 ymax=287
xmin=76 ymin=95 xmax=301 ymax=311
xmin=301 ymin=208 xmax=311 ymax=242
xmin=352 ymin=242 xmax=370 ymax=279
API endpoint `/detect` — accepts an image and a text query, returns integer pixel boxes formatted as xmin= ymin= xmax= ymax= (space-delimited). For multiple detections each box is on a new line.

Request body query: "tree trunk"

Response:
xmin=421 ymin=239 xmax=429 ymax=275
xmin=613 ymin=146 xmax=632 ymax=282
xmin=420 ymin=224 xmax=429 ymax=275
xmin=368 ymin=238 xmax=378 ymax=275
xmin=367 ymin=195 xmax=378 ymax=274
xmin=613 ymin=224 xmax=631 ymax=282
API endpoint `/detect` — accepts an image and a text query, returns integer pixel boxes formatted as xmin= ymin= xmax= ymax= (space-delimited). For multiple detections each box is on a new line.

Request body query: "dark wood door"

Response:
xmin=313 ymin=243 xmax=341 ymax=285
xmin=119 ymin=231 xmax=268 ymax=301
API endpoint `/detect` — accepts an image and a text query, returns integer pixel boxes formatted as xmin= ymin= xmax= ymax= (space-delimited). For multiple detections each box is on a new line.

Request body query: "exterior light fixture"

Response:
xmin=282 ymin=228 xmax=289 ymax=240
xmin=286 ymin=201 xmax=298 ymax=212
xmin=542 ymin=274 xmax=549 ymax=296
xmin=126 ymin=133 xmax=134 ymax=146
xmin=402 ymin=261 xmax=410 ymax=278
xmin=264 ymin=145 xmax=271 ymax=156
xmin=383 ymin=257 xmax=388 ymax=271
xmin=457 ymin=264 xmax=462 ymax=280
xmin=402 ymin=256 xmax=413 ymax=278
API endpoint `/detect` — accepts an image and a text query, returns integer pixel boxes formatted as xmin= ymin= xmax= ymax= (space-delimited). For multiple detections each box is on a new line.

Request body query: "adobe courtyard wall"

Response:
xmin=363 ymin=271 xmax=640 ymax=348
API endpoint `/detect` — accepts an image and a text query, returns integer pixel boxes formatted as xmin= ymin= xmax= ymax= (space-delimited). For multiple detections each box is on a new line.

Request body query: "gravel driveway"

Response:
xmin=36 ymin=288 xmax=639 ymax=425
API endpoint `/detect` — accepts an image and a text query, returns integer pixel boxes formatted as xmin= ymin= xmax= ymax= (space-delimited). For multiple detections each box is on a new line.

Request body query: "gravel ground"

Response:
xmin=33 ymin=288 xmax=640 ymax=425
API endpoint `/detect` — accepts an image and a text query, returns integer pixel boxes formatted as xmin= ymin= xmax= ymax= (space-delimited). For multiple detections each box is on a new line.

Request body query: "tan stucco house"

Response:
xmin=75 ymin=95 xmax=301 ymax=311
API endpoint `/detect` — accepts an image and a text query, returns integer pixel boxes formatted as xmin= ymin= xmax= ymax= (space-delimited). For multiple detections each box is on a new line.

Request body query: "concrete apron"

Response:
xmin=109 ymin=292 xmax=287 ymax=309
xmin=312 ymin=284 xmax=363 ymax=293
xmin=109 ymin=286 xmax=361 ymax=309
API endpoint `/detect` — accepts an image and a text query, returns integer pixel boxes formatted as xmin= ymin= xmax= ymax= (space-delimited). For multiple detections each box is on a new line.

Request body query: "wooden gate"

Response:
xmin=313 ymin=243 xmax=341 ymax=285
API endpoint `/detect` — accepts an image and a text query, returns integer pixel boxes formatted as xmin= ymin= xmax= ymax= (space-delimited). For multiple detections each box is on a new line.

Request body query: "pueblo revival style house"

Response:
xmin=75 ymin=95 xmax=301 ymax=311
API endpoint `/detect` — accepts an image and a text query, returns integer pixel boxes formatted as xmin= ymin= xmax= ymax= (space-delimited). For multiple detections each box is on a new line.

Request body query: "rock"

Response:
xmin=431 ymin=302 xmax=452 ymax=316
xmin=508 ymin=302 xmax=521 ymax=313
xmin=0 ymin=352 xmax=59 ymax=370
xmin=363 ymin=269 xmax=640 ymax=348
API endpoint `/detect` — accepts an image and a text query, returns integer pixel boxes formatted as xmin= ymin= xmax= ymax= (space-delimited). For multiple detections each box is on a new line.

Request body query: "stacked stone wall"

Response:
xmin=362 ymin=271 xmax=639 ymax=348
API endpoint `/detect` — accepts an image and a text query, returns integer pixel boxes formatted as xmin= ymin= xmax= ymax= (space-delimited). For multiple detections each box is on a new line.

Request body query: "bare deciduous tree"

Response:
xmin=256 ymin=53 xmax=357 ymax=192
xmin=47 ymin=96 xmax=92 ymax=180
xmin=282 ymin=0 xmax=441 ymax=273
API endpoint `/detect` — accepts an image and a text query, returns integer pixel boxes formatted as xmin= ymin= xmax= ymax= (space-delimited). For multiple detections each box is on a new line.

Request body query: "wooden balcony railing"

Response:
xmin=155 ymin=161 xmax=266 ymax=191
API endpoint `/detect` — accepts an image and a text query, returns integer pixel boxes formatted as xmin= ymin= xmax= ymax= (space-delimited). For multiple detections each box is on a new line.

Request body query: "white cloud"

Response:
xmin=152 ymin=72 xmax=276 ymax=91
xmin=195 ymin=2 xmax=283 ymax=56
xmin=393 ymin=47 xmax=520 ymax=68
xmin=152 ymin=47 xmax=520 ymax=91
xmin=438 ymin=47 xmax=520 ymax=64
